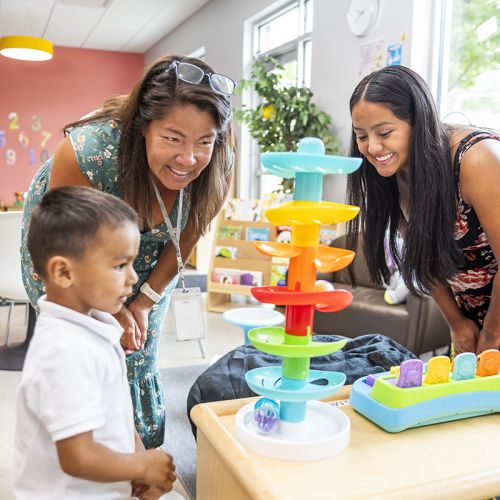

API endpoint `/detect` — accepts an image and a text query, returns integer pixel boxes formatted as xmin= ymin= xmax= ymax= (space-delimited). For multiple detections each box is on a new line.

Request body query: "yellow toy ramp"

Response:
xmin=315 ymin=247 xmax=355 ymax=273
xmin=254 ymin=241 xmax=301 ymax=258
xmin=265 ymin=201 xmax=360 ymax=226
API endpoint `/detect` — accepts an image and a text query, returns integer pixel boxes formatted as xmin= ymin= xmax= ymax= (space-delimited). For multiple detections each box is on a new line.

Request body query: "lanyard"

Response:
xmin=151 ymin=177 xmax=186 ymax=291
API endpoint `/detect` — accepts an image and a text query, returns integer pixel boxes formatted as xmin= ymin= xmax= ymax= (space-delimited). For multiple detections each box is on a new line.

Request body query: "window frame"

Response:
xmin=238 ymin=0 xmax=313 ymax=199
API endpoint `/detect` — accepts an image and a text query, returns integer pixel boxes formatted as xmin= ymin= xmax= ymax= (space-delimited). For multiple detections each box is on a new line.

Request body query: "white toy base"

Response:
xmin=235 ymin=400 xmax=350 ymax=461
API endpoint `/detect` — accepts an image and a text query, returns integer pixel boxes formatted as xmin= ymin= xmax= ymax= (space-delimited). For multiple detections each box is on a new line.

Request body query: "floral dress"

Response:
xmin=20 ymin=118 xmax=189 ymax=449
xmin=450 ymin=130 xmax=500 ymax=327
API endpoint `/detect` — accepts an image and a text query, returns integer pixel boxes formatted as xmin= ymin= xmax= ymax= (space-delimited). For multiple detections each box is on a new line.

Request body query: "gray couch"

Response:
xmin=313 ymin=235 xmax=450 ymax=356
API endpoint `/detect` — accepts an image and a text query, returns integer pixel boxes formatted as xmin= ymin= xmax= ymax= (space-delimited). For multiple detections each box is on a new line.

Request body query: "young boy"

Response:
xmin=14 ymin=186 xmax=176 ymax=499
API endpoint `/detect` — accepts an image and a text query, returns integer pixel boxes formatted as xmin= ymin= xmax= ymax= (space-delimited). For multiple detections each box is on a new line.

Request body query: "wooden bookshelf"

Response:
xmin=207 ymin=210 xmax=276 ymax=312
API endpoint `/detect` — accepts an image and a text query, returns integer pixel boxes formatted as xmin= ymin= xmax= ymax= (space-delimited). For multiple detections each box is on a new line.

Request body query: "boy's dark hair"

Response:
xmin=28 ymin=186 xmax=138 ymax=279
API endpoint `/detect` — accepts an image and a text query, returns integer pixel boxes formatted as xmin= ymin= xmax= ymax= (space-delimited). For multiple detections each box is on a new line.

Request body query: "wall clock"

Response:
xmin=347 ymin=0 xmax=380 ymax=37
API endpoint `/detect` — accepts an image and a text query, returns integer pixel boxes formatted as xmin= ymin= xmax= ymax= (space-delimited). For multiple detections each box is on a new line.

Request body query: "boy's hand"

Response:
xmin=140 ymin=449 xmax=176 ymax=491
xmin=132 ymin=481 xmax=149 ymax=497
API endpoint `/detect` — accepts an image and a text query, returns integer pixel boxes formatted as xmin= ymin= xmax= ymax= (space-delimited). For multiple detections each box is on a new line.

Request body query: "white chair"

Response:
xmin=0 ymin=211 xmax=36 ymax=370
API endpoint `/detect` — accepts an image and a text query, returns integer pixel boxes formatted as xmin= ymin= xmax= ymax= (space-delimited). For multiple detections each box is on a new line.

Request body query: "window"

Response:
xmin=254 ymin=0 xmax=313 ymax=86
xmin=437 ymin=0 xmax=499 ymax=128
xmin=240 ymin=0 xmax=313 ymax=199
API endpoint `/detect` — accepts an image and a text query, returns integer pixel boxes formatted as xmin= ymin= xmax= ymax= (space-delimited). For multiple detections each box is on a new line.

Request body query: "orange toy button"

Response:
xmin=476 ymin=349 xmax=500 ymax=377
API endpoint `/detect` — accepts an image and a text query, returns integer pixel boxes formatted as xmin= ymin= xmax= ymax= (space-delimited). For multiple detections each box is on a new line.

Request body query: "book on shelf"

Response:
xmin=212 ymin=267 xmax=240 ymax=285
xmin=224 ymin=198 xmax=262 ymax=221
xmin=276 ymin=225 xmax=292 ymax=244
xmin=246 ymin=226 xmax=270 ymax=242
xmin=217 ymin=224 xmax=242 ymax=240
xmin=214 ymin=245 xmax=238 ymax=259
xmin=271 ymin=264 xmax=288 ymax=286
xmin=261 ymin=191 xmax=294 ymax=212
xmin=239 ymin=270 xmax=263 ymax=287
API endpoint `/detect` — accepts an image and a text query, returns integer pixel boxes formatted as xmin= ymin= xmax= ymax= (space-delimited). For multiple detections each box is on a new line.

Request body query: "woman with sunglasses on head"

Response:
xmin=347 ymin=65 xmax=500 ymax=356
xmin=20 ymin=54 xmax=235 ymax=472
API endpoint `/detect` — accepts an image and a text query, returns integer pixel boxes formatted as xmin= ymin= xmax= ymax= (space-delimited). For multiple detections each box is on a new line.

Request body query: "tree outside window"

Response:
xmin=443 ymin=0 xmax=499 ymax=128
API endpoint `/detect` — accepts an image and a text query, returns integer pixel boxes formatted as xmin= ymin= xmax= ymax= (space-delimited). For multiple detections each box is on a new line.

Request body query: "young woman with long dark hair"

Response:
xmin=347 ymin=65 xmax=500 ymax=355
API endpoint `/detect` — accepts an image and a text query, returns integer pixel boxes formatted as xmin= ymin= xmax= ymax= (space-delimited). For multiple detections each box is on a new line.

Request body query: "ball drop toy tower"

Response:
xmin=235 ymin=138 xmax=363 ymax=461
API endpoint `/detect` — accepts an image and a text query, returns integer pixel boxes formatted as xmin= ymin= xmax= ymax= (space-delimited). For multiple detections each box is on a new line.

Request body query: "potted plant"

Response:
xmin=234 ymin=56 xmax=342 ymax=192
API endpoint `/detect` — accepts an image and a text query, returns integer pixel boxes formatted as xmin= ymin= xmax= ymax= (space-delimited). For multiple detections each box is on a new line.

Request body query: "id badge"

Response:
xmin=170 ymin=287 xmax=206 ymax=341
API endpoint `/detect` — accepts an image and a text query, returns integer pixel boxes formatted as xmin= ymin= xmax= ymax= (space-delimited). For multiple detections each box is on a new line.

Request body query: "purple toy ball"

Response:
xmin=253 ymin=398 xmax=279 ymax=434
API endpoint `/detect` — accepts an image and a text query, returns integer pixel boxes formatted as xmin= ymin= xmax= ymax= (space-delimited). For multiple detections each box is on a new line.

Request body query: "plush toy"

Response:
xmin=384 ymin=270 xmax=410 ymax=305
xmin=13 ymin=191 xmax=25 ymax=207
xmin=383 ymin=235 xmax=409 ymax=305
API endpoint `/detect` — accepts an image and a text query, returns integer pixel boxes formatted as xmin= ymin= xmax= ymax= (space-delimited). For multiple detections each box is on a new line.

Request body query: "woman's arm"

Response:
xmin=126 ymin=170 xmax=234 ymax=349
xmin=125 ymin=216 xmax=202 ymax=348
xmin=478 ymin=276 xmax=500 ymax=352
xmin=56 ymin=431 xmax=176 ymax=489
xmin=460 ymin=137 xmax=500 ymax=353
xmin=48 ymin=137 xmax=93 ymax=188
xmin=431 ymin=283 xmax=479 ymax=354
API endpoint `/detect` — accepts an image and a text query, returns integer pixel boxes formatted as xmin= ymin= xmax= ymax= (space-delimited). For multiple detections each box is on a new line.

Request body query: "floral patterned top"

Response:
xmin=450 ymin=130 xmax=500 ymax=326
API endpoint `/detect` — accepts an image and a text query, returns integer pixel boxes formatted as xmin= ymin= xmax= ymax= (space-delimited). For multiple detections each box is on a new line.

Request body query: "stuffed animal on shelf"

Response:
xmin=383 ymin=234 xmax=409 ymax=305
xmin=13 ymin=191 xmax=25 ymax=207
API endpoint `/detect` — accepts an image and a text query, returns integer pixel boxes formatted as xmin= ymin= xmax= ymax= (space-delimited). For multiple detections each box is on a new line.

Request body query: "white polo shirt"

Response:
xmin=14 ymin=296 xmax=135 ymax=499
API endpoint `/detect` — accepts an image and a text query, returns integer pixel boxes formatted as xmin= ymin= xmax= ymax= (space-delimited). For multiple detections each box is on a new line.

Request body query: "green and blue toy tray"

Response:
xmin=350 ymin=354 xmax=500 ymax=433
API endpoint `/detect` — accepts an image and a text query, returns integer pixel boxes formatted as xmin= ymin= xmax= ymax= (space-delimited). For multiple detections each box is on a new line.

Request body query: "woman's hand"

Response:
xmin=476 ymin=327 xmax=500 ymax=354
xmin=113 ymin=305 xmax=142 ymax=354
xmin=450 ymin=318 xmax=480 ymax=354
xmin=128 ymin=294 xmax=154 ymax=350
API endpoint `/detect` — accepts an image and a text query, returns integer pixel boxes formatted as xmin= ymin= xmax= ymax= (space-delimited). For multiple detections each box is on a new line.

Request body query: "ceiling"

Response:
xmin=0 ymin=0 xmax=211 ymax=53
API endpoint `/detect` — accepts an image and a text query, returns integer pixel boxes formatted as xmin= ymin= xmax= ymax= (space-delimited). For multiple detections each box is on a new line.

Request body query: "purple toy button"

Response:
xmin=365 ymin=374 xmax=382 ymax=387
xmin=397 ymin=359 xmax=424 ymax=388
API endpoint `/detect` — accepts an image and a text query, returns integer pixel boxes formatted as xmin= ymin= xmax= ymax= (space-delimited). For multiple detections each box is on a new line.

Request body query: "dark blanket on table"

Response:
xmin=187 ymin=334 xmax=416 ymax=436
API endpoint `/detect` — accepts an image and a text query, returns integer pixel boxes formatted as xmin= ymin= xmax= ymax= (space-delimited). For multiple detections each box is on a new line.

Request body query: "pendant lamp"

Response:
xmin=0 ymin=35 xmax=53 ymax=61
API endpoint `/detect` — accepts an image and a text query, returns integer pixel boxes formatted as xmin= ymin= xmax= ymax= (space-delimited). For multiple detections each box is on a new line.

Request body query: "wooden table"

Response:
xmin=191 ymin=386 xmax=500 ymax=499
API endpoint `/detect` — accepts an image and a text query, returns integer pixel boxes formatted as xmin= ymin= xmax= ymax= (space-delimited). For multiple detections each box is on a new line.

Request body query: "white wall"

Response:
xmin=147 ymin=0 xmax=434 ymax=203
xmin=146 ymin=0 xmax=273 ymax=110
xmin=311 ymin=0 xmax=430 ymax=202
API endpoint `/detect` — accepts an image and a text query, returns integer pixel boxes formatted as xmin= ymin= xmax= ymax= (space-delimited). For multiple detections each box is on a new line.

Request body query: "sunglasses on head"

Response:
xmin=165 ymin=60 xmax=236 ymax=97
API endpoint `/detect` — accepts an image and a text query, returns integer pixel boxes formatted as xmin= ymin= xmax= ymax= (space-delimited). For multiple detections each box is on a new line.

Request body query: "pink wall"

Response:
xmin=0 ymin=46 xmax=144 ymax=205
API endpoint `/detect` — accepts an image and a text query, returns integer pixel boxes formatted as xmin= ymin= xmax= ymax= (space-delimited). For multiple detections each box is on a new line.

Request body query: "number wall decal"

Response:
xmin=40 ymin=130 xmax=52 ymax=148
xmin=28 ymin=148 xmax=37 ymax=165
xmin=1 ymin=112 xmax=54 ymax=169
xmin=32 ymin=114 xmax=42 ymax=131
xmin=40 ymin=149 xmax=49 ymax=163
xmin=6 ymin=148 xmax=16 ymax=165
xmin=8 ymin=112 xmax=19 ymax=130
xmin=18 ymin=131 xmax=29 ymax=147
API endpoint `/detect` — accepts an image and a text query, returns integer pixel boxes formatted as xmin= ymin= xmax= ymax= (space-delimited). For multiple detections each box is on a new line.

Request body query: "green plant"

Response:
xmin=448 ymin=0 xmax=499 ymax=92
xmin=234 ymin=56 xmax=342 ymax=192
